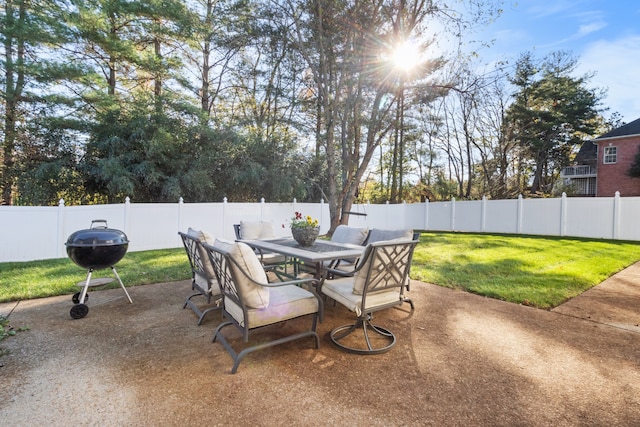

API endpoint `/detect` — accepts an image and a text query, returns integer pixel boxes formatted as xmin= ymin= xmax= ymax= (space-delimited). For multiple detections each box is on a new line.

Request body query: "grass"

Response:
xmin=411 ymin=232 xmax=640 ymax=308
xmin=1 ymin=232 xmax=639 ymax=309
xmin=0 ymin=249 xmax=190 ymax=303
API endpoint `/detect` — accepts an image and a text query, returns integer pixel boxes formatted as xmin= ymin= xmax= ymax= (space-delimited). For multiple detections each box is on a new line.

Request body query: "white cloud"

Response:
xmin=526 ymin=0 xmax=581 ymax=18
xmin=576 ymin=21 xmax=607 ymax=37
xmin=576 ymin=35 xmax=640 ymax=121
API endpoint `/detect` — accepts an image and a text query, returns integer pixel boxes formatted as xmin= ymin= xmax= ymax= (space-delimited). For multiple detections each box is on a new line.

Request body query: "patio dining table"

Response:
xmin=239 ymin=237 xmax=364 ymax=280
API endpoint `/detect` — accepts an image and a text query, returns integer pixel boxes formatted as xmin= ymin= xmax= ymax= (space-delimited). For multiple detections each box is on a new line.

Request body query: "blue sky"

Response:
xmin=473 ymin=0 xmax=640 ymax=123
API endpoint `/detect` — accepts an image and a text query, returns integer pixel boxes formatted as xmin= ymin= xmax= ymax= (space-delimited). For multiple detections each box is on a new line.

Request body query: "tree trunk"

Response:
xmin=2 ymin=0 xmax=26 ymax=205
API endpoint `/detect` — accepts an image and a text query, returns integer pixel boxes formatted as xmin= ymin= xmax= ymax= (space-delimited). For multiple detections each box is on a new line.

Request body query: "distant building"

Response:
xmin=561 ymin=118 xmax=640 ymax=197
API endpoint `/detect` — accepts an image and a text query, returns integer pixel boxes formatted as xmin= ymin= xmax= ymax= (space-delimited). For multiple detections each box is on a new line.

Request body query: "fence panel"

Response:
xmin=2 ymin=195 xmax=640 ymax=263
xmin=454 ymin=200 xmax=483 ymax=232
xmin=404 ymin=203 xmax=426 ymax=231
xmin=126 ymin=203 xmax=180 ymax=251
xmin=178 ymin=202 xmax=226 ymax=240
xmin=565 ymin=197 xmax=615 ymax=239
xmin=484 ymin=199 xmax=519 ymax=234
xmin=521 ymin=198 xmax=562 ymax=236
xmin=427 ymin=201 xmax=453 ymax=231
xmin=619 ymin=197 xmax=640 ymax=241
xmin=1 ymin=206 xmax=59 ymax=262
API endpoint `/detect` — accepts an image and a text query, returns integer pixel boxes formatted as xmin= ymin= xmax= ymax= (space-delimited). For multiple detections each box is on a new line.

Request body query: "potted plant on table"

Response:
xmin=290 ymin=212 xmax=320 ymax=247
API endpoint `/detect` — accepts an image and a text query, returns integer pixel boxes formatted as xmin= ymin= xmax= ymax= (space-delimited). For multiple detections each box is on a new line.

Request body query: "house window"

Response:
xmin=604 ymin=146 xmax=617 ymax=164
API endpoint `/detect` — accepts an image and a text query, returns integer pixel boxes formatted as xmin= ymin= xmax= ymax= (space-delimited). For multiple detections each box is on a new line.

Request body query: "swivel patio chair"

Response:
xmin=321 ymin=239 xmax=418 ymax=354
xmin=327 ymin=228 xmax=418 ymax=302
xmin=363 ymin=228 xmax=420 ymax=297
xmin=204 ymin=239 xmax=323 ymax=374
xmin=178 ymin=229 xmax=223 ymax=325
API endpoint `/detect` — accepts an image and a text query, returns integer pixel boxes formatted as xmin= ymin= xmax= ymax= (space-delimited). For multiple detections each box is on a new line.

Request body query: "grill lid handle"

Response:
xmin=91 ymin=219 xmax=108 ymax=229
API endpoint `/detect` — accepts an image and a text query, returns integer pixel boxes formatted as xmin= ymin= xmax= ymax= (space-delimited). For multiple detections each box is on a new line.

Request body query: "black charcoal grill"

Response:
xmin=65 ymin=219 xmax=133 ymax=319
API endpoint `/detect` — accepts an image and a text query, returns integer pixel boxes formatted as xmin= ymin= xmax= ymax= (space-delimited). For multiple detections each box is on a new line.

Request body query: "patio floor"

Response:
xmin=1 ymin=264 xmax=640 ymax=426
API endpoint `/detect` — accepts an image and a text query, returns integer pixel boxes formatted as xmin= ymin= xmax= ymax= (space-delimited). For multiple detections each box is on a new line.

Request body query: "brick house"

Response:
xmin=561 ymin=118 xmax=640 ymax=196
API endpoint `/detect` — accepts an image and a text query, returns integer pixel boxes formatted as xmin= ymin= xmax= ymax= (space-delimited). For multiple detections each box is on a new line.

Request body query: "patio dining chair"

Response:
xmin=203 ymin=239 xmax=323 ymax=374
xmin=363 ymin=228 xmax=420 ymax=295
xmin=321 ymin=239 xmax=418 ymax=355
xmin=178 ymin=229 xmax=223 ymax=325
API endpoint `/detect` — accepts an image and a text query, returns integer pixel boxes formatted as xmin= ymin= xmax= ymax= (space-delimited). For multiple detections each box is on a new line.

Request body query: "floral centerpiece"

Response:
xmin=289 ymin=211 xmax=320 ymax=246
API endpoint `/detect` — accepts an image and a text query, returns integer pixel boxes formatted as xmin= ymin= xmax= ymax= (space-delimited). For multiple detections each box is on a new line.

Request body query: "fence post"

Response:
xmin=223 ymin=197 xmax=228 ymax=239
xmin=320 ymin=198 xmax=325 ymax=231
xmin=385 ymin=201 xmax=390 ymax=228
xmin=450 ymin=197 xmax=456 ymax=231
xmin=517 ymin=194 xmax=523 ymax=234
xmin=56 ymin=199 xmax=65 ymax=258
xmin=124 ymin=197 xmax=131 ymax=237
xmin=424 ymin=199 xmax=429 ymax=231
xmin=177 ymin=197 xmax=183 ymax=236
xmin=560 ymin=192 xmax=567 ymax=236
xmin=613 ymin=191 xmax=621 ymax=239
xmin=481 ymin=196 xmax=487 ymax=233
xmin=402 ymin=200 xmax=407 ymax=230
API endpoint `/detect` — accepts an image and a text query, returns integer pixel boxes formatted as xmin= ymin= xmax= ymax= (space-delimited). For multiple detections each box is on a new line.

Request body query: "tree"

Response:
xmin=280 ymin=0 xmax=498 ymax=231
xmin=1 ymin=0 xmax=79 ymax=205
xmin=505 ymin=51 xmax=603 ymax=195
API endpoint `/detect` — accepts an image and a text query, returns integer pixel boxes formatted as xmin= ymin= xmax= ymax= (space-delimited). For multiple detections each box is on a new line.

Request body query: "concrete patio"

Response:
xmin=1 ymin=264 xmax=640 ymax=426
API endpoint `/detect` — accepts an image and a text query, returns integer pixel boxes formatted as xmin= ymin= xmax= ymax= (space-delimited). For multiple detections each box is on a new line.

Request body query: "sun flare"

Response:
xmin=392 ymin=40 xmax=421 ymax=73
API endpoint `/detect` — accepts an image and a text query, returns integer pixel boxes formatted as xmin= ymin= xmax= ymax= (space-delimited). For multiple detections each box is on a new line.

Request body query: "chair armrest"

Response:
xmin=257 ymin=277 xmax=318 ymax=288
xmin=325 ymin=267 xmax=356 ymax=278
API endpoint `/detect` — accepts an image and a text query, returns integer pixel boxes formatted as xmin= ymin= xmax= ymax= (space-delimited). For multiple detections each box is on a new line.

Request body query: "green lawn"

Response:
xmin=1 ymin=232 xmax=640 ymax=309
xmin=411 ymin=232 xmax=640 ymax=308
xmin=0 ymin=249 xmax=191 ymax=303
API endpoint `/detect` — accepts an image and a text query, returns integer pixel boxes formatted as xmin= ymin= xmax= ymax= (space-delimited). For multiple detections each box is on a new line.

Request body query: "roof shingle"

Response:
xmin=596 ymin=117 xmax=640 ymax=140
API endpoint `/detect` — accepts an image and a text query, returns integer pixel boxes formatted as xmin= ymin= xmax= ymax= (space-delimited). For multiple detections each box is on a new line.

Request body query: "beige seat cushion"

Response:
xmin=214 ymin=239 xmax=270 ymax=309
xmin=225 ymin=284 xmax=318 ymax=328
xmin=321 ymin=277 xmax=400 ymax=317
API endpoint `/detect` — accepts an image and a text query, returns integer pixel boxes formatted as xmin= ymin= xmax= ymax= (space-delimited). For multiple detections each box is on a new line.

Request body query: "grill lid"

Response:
xmin=65 ymin=219 xmax=129 ymax=248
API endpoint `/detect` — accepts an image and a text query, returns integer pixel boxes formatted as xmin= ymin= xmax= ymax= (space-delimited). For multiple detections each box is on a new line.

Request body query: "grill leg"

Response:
xmin=111 ymin=267 xmax=133 ymax=303
xmin=78 ymin=269 xmax=93 ymax=305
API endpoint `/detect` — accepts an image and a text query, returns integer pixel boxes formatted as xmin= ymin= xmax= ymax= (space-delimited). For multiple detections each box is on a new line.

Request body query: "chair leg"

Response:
xmin=402 ymin=296 xmax=415 ymax=310
xmin=184 ymin=293 xmax=222 ymax=325
xmin=329 ymin=315 xmax=396 ymax=355
xmin=213 ymin=317 xmax=321 ymax=374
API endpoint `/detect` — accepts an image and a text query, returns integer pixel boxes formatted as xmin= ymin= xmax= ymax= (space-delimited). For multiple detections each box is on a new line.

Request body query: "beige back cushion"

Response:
xmin=239 ymin=220 xmax=276 ymax=239
xmin=367 ymin=228 xmax=413 ymax=243
xmin=187 ymin=228 xmax=216 ymax=279
xmin=214 ymin=238 xmax=270 ymax=309
xmin=332 ymin=225 xmax=368 ymax=245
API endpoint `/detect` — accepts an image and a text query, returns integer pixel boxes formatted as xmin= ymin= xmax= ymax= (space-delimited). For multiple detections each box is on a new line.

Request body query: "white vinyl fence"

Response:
xmin=2 ymin=192 xmax=640 ymax=263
